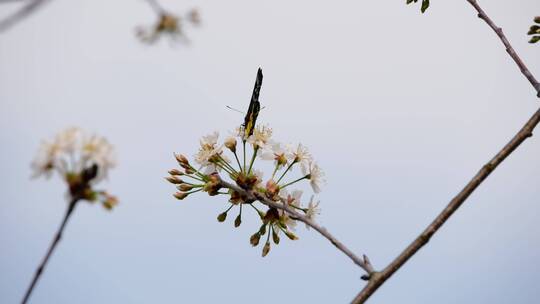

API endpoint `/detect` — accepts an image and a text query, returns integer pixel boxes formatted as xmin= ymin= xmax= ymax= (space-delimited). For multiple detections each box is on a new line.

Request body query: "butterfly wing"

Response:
xmin=243 ymin=68 xmax=263 ymax=139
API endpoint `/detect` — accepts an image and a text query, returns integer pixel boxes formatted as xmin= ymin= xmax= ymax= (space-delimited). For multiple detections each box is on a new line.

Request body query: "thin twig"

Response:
xmin=0 ymin=0 xmax=50 ymax=33
xmin=218 ymin=179 xmax=375 ymax=275
xmin=21 ymin=198 xmax=79 ymax=304
xmin=466 ymin=0 xmax=540 ymax=98
xmin=351 ymin=106 xmax=540 ymax=303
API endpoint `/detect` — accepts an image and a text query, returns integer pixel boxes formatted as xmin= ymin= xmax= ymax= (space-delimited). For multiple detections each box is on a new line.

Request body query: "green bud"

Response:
xmin=534 ymin=16 xmax=540 ymax=24
xmin=272 ymin=228 xmax=280 ymax=245
xmin=250 ymin=232 xmax=261 ymax=246
xmin=284 ymin=230 xmax=299 ymax=241
xmin=530 ymin=36 xmax=540 ymax=44
xmin=259 ymin=224 xmax=267 ymax=235
xmin=234 ymin=214 xmax=242 ymax=227
xmin=217 ymin=212 xmax=227 ymax=222
xmin=262 ymin=242 xmax=271 ymax=257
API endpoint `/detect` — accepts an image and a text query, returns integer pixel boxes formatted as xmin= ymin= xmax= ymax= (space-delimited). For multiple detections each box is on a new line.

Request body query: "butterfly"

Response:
xmin=242 ymin=68 xmax=263 ymax=140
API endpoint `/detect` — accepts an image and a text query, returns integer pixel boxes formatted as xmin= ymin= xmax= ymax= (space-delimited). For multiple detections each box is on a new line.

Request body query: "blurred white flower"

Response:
xmin=301 ymin=161 xmax=325 ymax=193
xmin=247 ymin=125 xmax=272 ymax=149
xmin=200 ymin=131 xmax=219 ymax=149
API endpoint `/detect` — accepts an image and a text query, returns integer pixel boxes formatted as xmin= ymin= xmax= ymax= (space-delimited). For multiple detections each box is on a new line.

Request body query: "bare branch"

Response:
xmin=218 ymin=179 xmax=375 ymax=275
xmin=21 ymin=198 xmax=78 ymax=304
xmin=466 ymin=0 xmax=540 ymax=98
xmin=351 ymin=106 xmax=540 ymax=303
xmin=0 ymin=0 xmax=50 ymax=33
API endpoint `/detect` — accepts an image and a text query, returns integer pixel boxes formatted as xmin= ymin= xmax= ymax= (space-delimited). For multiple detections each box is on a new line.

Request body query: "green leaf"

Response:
xmin=421 ymin=0 xmax=430 ymax=13
xmin=529 ymin=35 xmax=540 ymax=44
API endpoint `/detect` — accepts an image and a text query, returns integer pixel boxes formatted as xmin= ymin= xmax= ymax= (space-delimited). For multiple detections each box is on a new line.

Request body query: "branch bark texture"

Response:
xmin=466 ymin=0 xmax=540 ymax=98
xmin=351 ymin=107 xmax=540 ymax=303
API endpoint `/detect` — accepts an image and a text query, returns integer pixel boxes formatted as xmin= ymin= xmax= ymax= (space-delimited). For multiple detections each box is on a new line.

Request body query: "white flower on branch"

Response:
xmin=301 ymin=161 xmax=325 ymax=193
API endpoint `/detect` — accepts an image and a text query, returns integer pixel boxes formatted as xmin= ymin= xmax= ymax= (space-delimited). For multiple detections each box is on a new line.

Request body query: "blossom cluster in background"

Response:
xmin=167 ymin=122 xmax=325 ymax=256
xmin=31 ymin=127 xmax=118 ymax=209
xmin=136 ymin=8 xmax=201 ymax=44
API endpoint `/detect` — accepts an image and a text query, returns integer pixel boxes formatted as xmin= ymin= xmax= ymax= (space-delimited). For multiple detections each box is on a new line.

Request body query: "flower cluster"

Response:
xmin=528 ymin=16 xmax=540 ymax=44
xmin=136 ymin=9 xmax=201 ymax=44
xmin=167 ymin=124 xmax=325 ymax=256
xmin=31 ymin=127 xmax=118 ymax=210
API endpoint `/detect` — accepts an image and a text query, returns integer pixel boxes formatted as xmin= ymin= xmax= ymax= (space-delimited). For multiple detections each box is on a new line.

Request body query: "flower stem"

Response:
xmin=276 ymin=161 xmax=297 ymax=184
xmin=242 ymin=140 xmax=247 ymax=173
xmin=233 ymin=150 xmax=243 ymax=173
xmin=248 ymin=146 xmax=259 ymax=174
xmin=21 ymin=197 xmax=79 ymax=304
xmin=279 ymin=175 xmax=308 ymax=190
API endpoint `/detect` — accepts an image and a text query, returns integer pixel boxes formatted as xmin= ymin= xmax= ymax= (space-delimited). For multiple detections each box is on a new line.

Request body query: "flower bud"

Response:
xmin=284 ymin=230 xmax=298 ymax=241
xmin=166 ymin=176 xmax=183 ymax=184
xmin=258 ymin=223 xmax=267 ymax=235
xmin=173 ymin=192 xmax=188 ymax=200
xmin=250 ymin=232 xmax=261 ymax=246
xmin=168 ymin=169 xmax=184 ymax=176
xmin=234 ymin=214 xmax=242 ymax=227
xmin=174 ymin=153 xmax=189 ymax=165
xmin=272 ymin=228 xmax=280 ymax=245
xmin=535 ymin=16 xmax=540 ymax=24
xmin=262 ymin=242 xmax=271 ymax=257
xmin=217 ymin=212 xmax=227 ymax=222
xmin=224 ymin=136 xmax=237 ymax=152
xmin=177 ymin=184 xmax=194 ymax=191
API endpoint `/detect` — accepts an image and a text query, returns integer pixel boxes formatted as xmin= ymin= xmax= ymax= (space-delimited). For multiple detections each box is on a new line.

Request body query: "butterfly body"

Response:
xmin=243 ymin=68 xmax=263 ymax=140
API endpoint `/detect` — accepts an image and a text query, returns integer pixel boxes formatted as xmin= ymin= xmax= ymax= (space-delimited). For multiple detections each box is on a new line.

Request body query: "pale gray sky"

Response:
xmin=1 ymin=0 xmax=539 ymax=303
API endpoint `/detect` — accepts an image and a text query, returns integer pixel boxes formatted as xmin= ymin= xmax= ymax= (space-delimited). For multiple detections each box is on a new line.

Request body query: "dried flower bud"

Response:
xmin=166 ymin=176 xmax=183 ymax=184
xmin=262 ymin=242 xmax=271 ymax=257
xmin=173 ymin=192 xmax=188 ymax=200
xmin=272 ymin=228 xmax=280 ymax=245
xmin=265 ymin=180 xmax=279 ymax=200
xmin=168 ymin=169 xmax=184 ymax=176
xmin=224 ymin=136 xmax=237 ymax=152
xmin=276 ymin=154 xmax=287 ymax=166
xmin=217 ymin=212 xmax=227 ymax=222
xmin=177 ymin=184 xmax=194 ymax=191
xmin=250 ymin=232 xmax=261 ymax=246
xmin=234 ymin=214 xmax=242 ymax=227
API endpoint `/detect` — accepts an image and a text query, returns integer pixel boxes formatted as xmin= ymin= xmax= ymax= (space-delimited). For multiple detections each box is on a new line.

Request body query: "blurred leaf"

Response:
xmin=406 ymin=0 xmax=430 ymax=13
xmin=529 ymin=36 xmax=540 ymax=44
xmin=421 ymin=0 xmax=430 ymax=13
xmin=528 ymin=25 xmax=540 ymax=35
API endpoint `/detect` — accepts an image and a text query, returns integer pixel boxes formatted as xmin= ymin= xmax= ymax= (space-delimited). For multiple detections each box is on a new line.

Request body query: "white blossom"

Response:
xmin=305 ymin=196 xmax=321 ymax=229
xmin=301 ymin=161 xmax=325 ymax=193
xmin=247 ymin=125 xmax=272 ymax=149
xmin=287 ymin=143 xmax=311 ymax=165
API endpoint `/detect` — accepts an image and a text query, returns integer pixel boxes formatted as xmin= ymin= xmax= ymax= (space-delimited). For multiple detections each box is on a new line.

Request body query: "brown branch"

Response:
xmin=21 ymin=198 xmax=79 ymax=304
xmin=466 ymin=0 xmax=540 ymax=98
xmin=218 ymin=179 xmax=375 ymax=275
xmin=0 ymin=0 xmax=50 ymax=33
xmin=351 ymin=106 xmax=540 ymax=303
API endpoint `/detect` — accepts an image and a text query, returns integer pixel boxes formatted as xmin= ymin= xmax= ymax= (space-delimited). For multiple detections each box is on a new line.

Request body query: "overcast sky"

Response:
xmin=1 ymin=0 xmax=539 ymax=303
